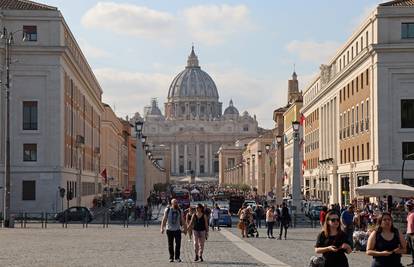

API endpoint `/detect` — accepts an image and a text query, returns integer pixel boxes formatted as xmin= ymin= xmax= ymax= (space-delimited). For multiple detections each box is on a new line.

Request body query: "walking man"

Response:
xmin=340 ymin=205 xmax=355 ymax=249
xmin=278 ymin=202 xmax=290 ymax=240
xmin=161 ymin=199 xmax=187 ymax=262
xmin=406 ymin=200 xmax=414 ymax=266
xmin=212 ymin=204 xmax=221 ymax=231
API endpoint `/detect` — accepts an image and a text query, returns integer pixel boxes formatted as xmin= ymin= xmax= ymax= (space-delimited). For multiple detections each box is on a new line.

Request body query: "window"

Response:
xmin=361 ymin=73 xmax=364 ymax=88
xmin=352 ymin=146 xmax=355 ymax=162
xmin=356 ymin=77 xmax=359 ymax=92
xmin=23 ymin=101 xmax=38 ymax=130
xmin=243 ymin=125 xmax=249 ymax=131
xmin=23 ymin=144 xmax=37 ymax=162
xmin=403 ymin=142 xmax=414 ymax=160
xmin=340 ymin=150 xmax=343 ymax=164
xmin=362 ymin=144 xmax=365 ymax=160
xmin=367 ymin=142 xmax=370 ymax=160
xmin=23 ymin=25 xmax=37 ymax=41
xmin=347 ymin=85 xmax=350 ymax=98
xmin=22 ymin=180 xmax=36 ymax=200
xmin=402 ymin=23 xmax=414 ymax=39
xmin=366 ymin=69 xmax=369 ymax=86
xmin=401 ymin=100 xmax=414 ymax=128
xmin=227 ymin=158 xmax=235 ymax=168
xmin=357 ymin=146 xmax=360 ymax=161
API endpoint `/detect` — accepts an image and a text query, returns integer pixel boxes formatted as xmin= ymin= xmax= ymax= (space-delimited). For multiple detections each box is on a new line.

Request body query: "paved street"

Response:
xmin=0 ymin=223 xmax=412 ymax=267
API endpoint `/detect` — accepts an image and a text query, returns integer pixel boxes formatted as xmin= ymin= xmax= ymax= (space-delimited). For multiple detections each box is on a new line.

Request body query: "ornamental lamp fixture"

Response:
xmin=292 ymin=121 xmax=300 ymax=132
xmin=252 ymin=154 xmax=256 ymax=160
xmin=276 ymin=135 xmax=283 ymax=144
xmin=141 ymin=135 xmax=147 ymax=144
xmin=135 ymin=121 xmax=143 ymax=133
xmin=144 ymin=144 xmax=149 ymax=151
xmin=258 ymin=150 xmax=262 ymax=157
xmin=265 ymin=144 xmax=271 ymax=152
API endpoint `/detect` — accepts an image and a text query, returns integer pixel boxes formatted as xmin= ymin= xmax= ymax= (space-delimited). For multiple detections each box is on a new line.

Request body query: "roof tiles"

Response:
xmin=380 ymin=0 xmax=414 ymax=6
xmin=0 ymin=0 xmax=57 ymax=10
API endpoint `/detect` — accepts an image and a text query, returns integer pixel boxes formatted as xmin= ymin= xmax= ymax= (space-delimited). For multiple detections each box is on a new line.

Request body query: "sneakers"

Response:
xmin=175 ymin=259 xmax=182 ymax=262
xmin=194 ymin=255 xmax=199 ymax=262
xmin=169 ymin=259 xmax=174 ymax=263
xmin=200 ymin=256 xmax=204 ymax=262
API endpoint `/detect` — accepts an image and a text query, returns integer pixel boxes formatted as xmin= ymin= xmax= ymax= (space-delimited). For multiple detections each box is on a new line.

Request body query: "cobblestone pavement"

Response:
xmin=0 ymin=224 xmax=264 ymax=267
xmin=228 ymin=226 xmax=412 ymax=267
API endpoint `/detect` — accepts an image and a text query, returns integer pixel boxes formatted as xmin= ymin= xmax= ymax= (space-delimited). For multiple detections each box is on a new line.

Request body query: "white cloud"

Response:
xmin=94 ymin=68 xmax=172 ymax=117
xmin=78 ymin=39 xmax=110 ymax=59
xmin=286 ymin=40 xmax=340 ymax=63
xmin=183 ymin=4 xmax=252 ymax=45
xmin=81 ymin=2 xmax=175 ymax=40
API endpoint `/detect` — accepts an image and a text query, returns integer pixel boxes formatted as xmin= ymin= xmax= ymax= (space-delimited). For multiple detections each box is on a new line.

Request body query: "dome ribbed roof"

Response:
xmin=167 ymin=46 xmax=219 ymax=99
xmin=224 ymin=99 xmax=239 ymax=116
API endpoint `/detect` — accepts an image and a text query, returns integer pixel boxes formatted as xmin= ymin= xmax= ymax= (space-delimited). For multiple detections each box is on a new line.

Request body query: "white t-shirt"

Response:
xmin=212 ymin=208 xmax=220 ymax=219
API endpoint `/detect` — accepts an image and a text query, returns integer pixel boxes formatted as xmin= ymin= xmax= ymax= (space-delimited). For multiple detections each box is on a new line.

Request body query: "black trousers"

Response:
xmin=266 ymin=221 xmax=274 ymax=237
xmin=166 ymin=230 xmax=181 ymax=260
xmin=408 ymin=234 xmax=414 ymax=264
xmin=279 ymin=222 xmax=288 ymax=238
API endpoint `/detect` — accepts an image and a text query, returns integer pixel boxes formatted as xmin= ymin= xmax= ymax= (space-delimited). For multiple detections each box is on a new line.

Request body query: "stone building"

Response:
xmin=0 ymin=0 xmax=104 ymax=212
xmin=301 ymin=0 xmax=414 ymax=205
xmin=141 ymin=47 xmax=258 ymax=179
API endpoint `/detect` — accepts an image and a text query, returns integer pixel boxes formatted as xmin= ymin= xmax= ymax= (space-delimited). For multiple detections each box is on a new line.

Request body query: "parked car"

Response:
xmin=217 ymin=208 xmax=232 ymax=227
xmin=55 ymin=207 xmax=93 ymax=223
xmin=308 ymin=206 xmax=323 ymax=220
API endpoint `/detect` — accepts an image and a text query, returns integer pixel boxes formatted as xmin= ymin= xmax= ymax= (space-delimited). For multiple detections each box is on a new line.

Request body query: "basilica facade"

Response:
xmin=141 ymin=47 xmax=259 ymax=178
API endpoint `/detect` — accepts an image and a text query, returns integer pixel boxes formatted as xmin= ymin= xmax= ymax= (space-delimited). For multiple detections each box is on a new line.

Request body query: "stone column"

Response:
xmin=184 ymin=144 xmax=188 ymax=173
xmin=292 ymin=130 xmax=302 ymax=213
xmin=196 ymin=143 xmax=200 ymax=176
xmin=175 ymin=144 xmax=179 ymax=175
xmin=171 ymin=143 xmax=175 ymax=174
xmin=204 ymin=143 xmax=208 ymax=176
xmin=209 ymin=144 xmax=213 ymax=175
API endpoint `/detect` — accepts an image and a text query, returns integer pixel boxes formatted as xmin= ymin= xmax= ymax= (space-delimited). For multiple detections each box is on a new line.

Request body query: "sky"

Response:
xmin=40 ymin=0 xmax=385 ymax=128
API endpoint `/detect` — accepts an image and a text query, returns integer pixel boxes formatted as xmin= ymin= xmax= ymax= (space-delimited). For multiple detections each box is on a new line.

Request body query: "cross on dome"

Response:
xmin=187 ymin=45 xmax=199 ymax=68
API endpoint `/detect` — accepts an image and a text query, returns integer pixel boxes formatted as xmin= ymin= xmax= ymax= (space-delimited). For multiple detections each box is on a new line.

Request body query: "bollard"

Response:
xmin=65 ymin=210 xmax=68 ymax=228
xmin=24 ymin=212 xmax=27 ymax=228
xmin=103 ymin=211 xmax=106 ymax=228
xmin=126 ymin=209 xmax=129 ymax=228
xmin=45 ymin=212 xmax=48 ymax=228
xmin=82 ymin=211 xmax=85 ymax=229
xmin=106 ymin=212 xmax=109 ymax=228
xmin=20 ymin=213 xmax=24 ymax=228
xmin=41 ymin=212 xmax=44 ymax=229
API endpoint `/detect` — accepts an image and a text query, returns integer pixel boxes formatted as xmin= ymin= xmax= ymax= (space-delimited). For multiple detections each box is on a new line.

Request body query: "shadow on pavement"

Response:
xmin=205 ymin=261 xmax=262 ymax=266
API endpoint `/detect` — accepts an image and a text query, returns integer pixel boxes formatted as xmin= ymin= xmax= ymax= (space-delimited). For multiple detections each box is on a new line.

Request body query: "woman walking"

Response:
xmin=266 ymin=206 xmax=276 ymax=238
xmin=186 ymin=207 xmax=195 ymax=241
xmin=366 ymin=212 xmax=406 ymax=267
xmin=315 ymin=211 xmax=352 ymax=267
xmin=189 ymin=204 xmax=209 ymax=262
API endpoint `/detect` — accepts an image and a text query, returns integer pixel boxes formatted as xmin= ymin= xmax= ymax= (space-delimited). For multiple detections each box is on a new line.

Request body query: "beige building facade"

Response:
xmin=302 ymin=0 xmax=414 ymax=205
xmin=142 ymin=48 xmax=258 ymax=180
xmin=0 ymin=1 xmax=104 ymax=212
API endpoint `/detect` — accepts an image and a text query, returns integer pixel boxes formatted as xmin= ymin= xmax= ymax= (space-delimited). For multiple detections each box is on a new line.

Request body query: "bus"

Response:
xmin=172 ymin=188 xmax=190 ymax=209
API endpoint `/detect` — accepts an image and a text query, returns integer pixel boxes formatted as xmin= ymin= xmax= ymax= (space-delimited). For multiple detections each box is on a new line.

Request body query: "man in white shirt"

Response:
xmin=212 ymin=204 xmax=221 ymax=231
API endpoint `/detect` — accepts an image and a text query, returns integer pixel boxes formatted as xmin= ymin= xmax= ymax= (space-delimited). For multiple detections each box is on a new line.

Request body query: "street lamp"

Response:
xmin=252 ymin=154 xmax=256 ymax=160
xmin=258 ymin=151 xmax=262 ymax=157
xmin=141 ymin=135 xmax=147 ymax=144
xmin=291 ymin=120 xmax=302 ymax=213
xmin=402 ymin=152 xmax=414 ymax=184
xmin=2 ymin=27 xmax=27 ymax=227
xmin=265 ymin=144 xmax=271 ymax=153
xmin=276 ymin=135 xmax=283 ymax=145
xmin=135 ymin=121 xmax=143 ymax=135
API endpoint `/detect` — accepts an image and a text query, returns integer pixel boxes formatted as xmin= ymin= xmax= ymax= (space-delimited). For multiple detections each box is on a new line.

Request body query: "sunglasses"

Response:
xmin=328 ymin=218 xmax=339 ymax=222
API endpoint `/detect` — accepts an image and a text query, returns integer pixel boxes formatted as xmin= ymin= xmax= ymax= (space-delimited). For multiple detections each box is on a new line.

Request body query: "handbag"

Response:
xmin=308 ymin=256 xmax=325 ymax=267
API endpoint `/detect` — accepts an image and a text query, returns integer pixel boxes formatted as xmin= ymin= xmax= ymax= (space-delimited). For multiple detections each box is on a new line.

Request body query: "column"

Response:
xmin=204 ymin=143 xmax=208 ymax=176
xmin=292 ymin=131 xmax=302 ymax=212
xmin=209 ymin=144 xmax=213 ymax=175
xmin=184 ymin=144 xmax=188 ymax=173
xmin=171 ymin=144 xmax=175 ymax=174
xmin=175 ymin=144 xmax=179 ymax=175
xmin=196 ymin=143 xmax=200 ymax=175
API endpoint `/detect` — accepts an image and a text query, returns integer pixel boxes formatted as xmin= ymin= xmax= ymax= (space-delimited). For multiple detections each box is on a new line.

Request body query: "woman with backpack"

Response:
xmin=188 ymin=204 xmax=209 ymax=262
xmin=314 ymin=211 xmax=352 ymax=267
xmin=366 ymin=212 xmax=406 ymax=267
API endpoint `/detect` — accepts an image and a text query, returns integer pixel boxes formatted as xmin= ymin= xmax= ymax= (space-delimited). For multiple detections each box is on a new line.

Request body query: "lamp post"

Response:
xmin=291 ymin=121 xmax=302 ymax=213
xmin=2 ymin=27 xmax=26 ymax=227
xmin=402 ymin=152 xmax=414 ymax=185
xmin=135 ymin=121 xmax=146 ymax=206
xmin=275 ymin=135 xmax=283 ymax=203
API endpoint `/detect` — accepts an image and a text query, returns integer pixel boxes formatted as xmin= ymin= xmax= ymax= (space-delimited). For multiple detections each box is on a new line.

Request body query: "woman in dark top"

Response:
xmin=315 ymin=211 xmax=352 ymax=267
xmin=366 ymin=212 xmax=406 ymax=267
xmin=189 ymin=204 xmax=209 ymax=262
xmin=186 ymin=207 xmax=195 ymax=241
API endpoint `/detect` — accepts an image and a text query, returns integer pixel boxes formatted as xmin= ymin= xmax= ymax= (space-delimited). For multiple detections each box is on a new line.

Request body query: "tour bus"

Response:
xmin=172 ymin=188 xmax=190 ymax=209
